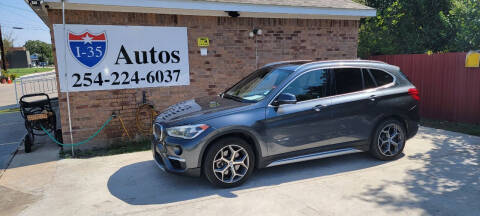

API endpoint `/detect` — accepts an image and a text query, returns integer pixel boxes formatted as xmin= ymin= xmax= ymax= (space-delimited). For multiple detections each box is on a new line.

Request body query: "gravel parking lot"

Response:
xmin=0 ymin=126 xmax=479 ymax=216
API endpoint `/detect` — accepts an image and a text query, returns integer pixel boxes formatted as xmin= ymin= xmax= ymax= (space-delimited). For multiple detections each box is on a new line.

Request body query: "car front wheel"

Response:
xmin=203 ymin=137 xmax=255 ymax=188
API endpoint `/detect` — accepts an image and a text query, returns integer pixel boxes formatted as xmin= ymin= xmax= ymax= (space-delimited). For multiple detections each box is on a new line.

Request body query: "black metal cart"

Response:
xmin=19 ymin=93 xmax=62 ymax=153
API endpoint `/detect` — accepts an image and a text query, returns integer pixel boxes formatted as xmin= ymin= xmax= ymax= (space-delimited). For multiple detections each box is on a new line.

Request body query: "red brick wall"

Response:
xmin=47 ymin=10 xmax=359 ymax=147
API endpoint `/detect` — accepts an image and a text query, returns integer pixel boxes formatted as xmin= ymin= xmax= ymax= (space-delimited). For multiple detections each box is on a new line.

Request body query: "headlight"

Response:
xmin=166 ymin=124 xmax=209 ymax=139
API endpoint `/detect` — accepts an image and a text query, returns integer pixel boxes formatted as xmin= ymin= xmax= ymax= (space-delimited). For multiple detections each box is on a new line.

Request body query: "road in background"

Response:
xmin=0 ymin=70 xmax=57 ymax=110
xmin=0 ymin=84 xmax=18 ymax=109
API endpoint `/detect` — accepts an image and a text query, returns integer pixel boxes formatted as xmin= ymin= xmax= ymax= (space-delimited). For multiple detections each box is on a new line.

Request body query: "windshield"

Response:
xmin=224 ymin=67 xmax=292 ymax=102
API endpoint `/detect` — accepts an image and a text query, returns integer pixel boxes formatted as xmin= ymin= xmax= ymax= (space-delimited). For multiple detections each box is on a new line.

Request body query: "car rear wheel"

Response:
xmin=203 ymin=137 xmax=255 ymax=188
xmin=370 ymin=119 xmax=406 ymax=160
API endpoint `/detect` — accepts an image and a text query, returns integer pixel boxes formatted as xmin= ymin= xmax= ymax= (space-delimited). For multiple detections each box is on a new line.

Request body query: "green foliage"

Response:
xmin=1 ymin=38 xmax=13 ymax=50
xmin=1 ymin=70 xmax=9 ymax=80
xmin=1 ymin=69 xmax=16 ymax=80
xmin=1 ymin=32 xmax=14 ymax=51
xmin=448 ymin=0 xmax=480 ymax=52
xmin=0 ymin=108 xmax=20 ymax=115
xmin=24 ymin=40 xmax=53 ymax=64
xmin=356 ymin=0 xmax=480 ymax=58
xmin=8 ymin=67 xmax=53 ymax=78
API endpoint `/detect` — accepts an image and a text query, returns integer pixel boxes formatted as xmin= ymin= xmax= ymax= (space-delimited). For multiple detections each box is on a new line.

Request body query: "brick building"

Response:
xmin=29 ymin=0 xmax=375 ymax=148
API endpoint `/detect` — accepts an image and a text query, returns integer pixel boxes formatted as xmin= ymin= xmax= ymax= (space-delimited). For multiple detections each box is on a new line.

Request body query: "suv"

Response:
xmin=152 ymin=60 xmax=420 ymax=187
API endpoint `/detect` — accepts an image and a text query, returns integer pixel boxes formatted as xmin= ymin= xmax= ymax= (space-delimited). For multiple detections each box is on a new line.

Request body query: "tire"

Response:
xmin=24 ymin=134 xmax=33 ymax=153
xmin=369 ymin=119 xmax=406 ymax=160
xmin=203 ymin=137 xmax=255 ymax=188
xmin=55 ymin=129 xmax=63 ymax=147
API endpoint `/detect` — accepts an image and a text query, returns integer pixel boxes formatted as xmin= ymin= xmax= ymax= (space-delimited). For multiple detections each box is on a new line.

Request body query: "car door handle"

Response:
xmin=313 ymin=104 xmax=328 ymax=112
xmin=368 ymin=95 xmax=377 ymax=102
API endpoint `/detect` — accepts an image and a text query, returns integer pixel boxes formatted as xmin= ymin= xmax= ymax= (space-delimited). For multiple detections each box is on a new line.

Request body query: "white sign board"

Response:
xmin=53 ymin=24 xmax=190 ymax=92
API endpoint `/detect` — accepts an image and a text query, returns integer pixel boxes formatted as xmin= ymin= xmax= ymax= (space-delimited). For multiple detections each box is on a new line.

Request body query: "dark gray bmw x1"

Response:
xmin=152 ymin=60 xmax=420 ymax=187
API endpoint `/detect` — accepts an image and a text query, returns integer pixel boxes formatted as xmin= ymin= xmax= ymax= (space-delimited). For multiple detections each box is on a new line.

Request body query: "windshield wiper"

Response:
xmin=223 ymin=93 xmax=244 ymax=102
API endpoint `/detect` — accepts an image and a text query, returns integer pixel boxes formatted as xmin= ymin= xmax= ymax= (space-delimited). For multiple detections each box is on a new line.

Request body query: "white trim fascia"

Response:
xmin=43 ymin=0 xmax=376 ymax=18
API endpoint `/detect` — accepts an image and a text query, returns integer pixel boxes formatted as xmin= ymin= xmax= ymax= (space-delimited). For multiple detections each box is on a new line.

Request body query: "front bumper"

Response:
xmin=151 ymin=138 xmax=201 ymax=177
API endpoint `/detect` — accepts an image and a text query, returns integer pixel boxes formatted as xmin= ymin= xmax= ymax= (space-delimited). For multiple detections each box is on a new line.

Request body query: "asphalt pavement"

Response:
xmin=0 ymin=112 xmax=25 ymax=175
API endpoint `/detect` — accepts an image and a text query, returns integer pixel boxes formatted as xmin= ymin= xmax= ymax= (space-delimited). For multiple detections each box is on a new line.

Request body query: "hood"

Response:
xmin=155 ymin=96 xmax=253 ymax=126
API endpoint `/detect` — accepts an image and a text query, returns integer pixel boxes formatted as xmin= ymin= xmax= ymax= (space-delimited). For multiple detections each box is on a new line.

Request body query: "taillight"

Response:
xmin=408 ymin=88 xmax=420 ymax=101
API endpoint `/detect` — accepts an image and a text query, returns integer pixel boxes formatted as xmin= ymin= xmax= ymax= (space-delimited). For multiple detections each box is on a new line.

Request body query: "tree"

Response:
xmin=24 ymin=40 xmax=53 ymax=64
xmin=448 ymin=0 xmax=480 ymax=52
xmin=356 ymin=0 xmax=455 ymax=58
xmin=355 ymin=0 xmax=480 ymax=57
xmin=1 ymin=31 xmax=15 ymax=55
xmin=0 ymin=31 xmax=15 ymax=71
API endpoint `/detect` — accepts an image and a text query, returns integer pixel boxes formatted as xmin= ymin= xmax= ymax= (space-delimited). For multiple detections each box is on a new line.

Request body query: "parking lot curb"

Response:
xmin=0 ymin=134 xmax=25 ymax=179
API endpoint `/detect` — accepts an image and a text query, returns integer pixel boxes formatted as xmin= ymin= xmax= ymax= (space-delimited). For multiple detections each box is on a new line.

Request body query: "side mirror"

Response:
xmin=273 ymin=93 xmax=297 ymax=106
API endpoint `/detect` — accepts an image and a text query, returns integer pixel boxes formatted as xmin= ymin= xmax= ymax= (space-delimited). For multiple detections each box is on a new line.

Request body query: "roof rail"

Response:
xmin=294 ymin=59 xmax=390 ymax=72
xmin=293 ymin=60 xmax=326 ymax=72
xmin=262 ymin=60 xmax=312 ymax=68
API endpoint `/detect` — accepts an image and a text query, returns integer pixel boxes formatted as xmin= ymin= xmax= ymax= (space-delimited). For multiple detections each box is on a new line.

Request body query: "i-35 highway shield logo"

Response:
xmin=68 ymin=32 xmax=106 ymax=68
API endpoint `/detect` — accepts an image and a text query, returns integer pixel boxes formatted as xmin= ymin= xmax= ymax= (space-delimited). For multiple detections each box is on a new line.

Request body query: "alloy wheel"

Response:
xmin=212 ymin=144 xmax=249 ymax=184
xmin=377 ymin=123 xmax=404 ymax=156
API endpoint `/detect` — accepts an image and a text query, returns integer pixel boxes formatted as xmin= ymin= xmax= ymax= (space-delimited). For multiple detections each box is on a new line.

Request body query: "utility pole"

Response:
xmin=0 ymin=24 xmax=7 ymax=76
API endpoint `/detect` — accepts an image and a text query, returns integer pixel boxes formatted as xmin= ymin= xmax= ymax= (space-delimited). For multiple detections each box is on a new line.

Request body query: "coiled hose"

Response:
xmin=135 ymin=104 xmax=158 ymax=135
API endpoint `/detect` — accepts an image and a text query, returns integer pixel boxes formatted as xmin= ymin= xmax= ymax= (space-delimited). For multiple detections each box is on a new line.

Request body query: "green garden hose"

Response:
xmin=40 ymin=115 xmax=114 ymax=147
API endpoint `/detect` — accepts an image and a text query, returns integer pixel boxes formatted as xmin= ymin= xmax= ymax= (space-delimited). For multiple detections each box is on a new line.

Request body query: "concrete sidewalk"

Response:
xmin=0 ymin=127 xmax=479 ymax=216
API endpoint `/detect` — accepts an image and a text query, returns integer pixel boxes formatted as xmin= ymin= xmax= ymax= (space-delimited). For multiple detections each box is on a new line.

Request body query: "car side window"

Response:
xmin=362 ymin=69 xmax=377 ymax=89
xmin=369 ymin=69 xmax=394 ymax=86
xmin=281 ymin=69 xmax=329 ymax=102
xmin=332 ymin=68 xmax=363 ymax=95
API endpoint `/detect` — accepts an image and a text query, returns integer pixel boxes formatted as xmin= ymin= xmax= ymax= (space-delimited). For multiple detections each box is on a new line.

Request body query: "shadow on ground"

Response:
xmin=356 ymin=127 xmax=480 ymax=215
xmin=107 ymin=152 xmax=392 ymax=205
xmin=5 ymin=136 xmax=61 ymax=169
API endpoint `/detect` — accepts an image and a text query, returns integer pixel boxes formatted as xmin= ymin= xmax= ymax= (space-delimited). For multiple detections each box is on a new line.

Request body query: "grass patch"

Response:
xmin=7 ymin=67 xmax=53 ymax=78
xmin=421 ymin=119 xmax=480 ymax=137
xmin=0 ymin=108 xmax=20 ymax=114
xmin=60 ymin=138 xmax=151 ymax=159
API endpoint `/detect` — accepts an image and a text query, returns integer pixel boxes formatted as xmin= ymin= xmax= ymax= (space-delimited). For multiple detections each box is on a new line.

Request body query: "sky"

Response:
xmin=0 ymin=0 xmax=52 ymax=47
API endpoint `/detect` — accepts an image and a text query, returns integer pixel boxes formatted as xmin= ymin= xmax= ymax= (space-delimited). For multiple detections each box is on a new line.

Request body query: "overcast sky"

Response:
xmin=0 ymin=0 xmax=52 ymax=47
